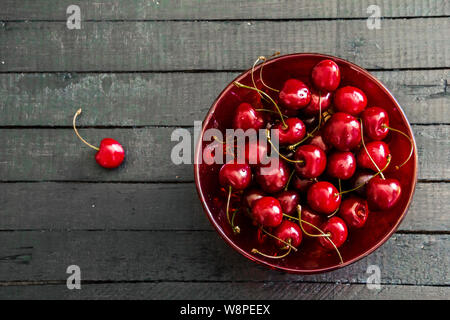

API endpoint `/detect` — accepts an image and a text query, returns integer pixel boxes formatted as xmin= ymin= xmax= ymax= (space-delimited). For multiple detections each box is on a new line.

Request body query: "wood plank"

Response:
xmin=1 ymin=0 xmax=448 ymax=20
xmin=0 ymin=282 xmax=447 ymax=300
xmin=0 ymin=70 xmax=448 ymax=126
xmin=0 ymin=182 xmax=448 ymax=232
xmin=0 ymin=231 xmax=447 ymax=285
xmin=0 ymin=19 xmax=449 ymax=72
xmin=0 ymin=125 xmax=446 ymax=182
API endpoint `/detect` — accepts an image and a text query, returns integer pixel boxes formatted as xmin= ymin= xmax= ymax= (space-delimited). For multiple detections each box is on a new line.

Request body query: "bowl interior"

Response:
xmin=194 ymin=53 xmax=417 ymax=273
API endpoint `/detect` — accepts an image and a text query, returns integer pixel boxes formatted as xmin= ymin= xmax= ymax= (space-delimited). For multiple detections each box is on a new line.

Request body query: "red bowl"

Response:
xmin=194 ymin=53 xmax=418 ymax=274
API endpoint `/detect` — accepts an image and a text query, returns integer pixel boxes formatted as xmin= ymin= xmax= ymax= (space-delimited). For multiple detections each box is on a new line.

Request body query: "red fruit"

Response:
xmin=351 ymin=170 xmax=374 ymax=196
xmin=243 ymin=139 xmax=270 ymax=166
xmin=302 ymin=89 xmax=332 ymax=116
xmin=334 ymin=86 xmax=367 ymax=115
xmin=274 ymin=220 xmax=302 ymax=248
xmin=361 ymin=107 xmax=390 ymax=140
xmin=255 ymin=159 xmax=291 ymax=194
xmin=323 ymin=112 xmax=361 ymax=151
xmin=308 ymin=133 xmax=330 ymax=153
xmin=219 ymin=161 xmax=252 ymax=190
xmin=307 ymin=181 xmax=341 ymax=215
xmin=339 ymin=197 xmax=369 ymax=229
xmin=272 ymin=117 xmax=306 ymax=145
xmin=311 ymin=59 xmax=341 ymax=92
xmin=233 ymin=102 xmax=265 ymax=131
xmin=243 ymin=189 xmax=265 ymax=209
xmin=292 ymin=175 xmax=315 ymax=193
xmin=366 ymin=177 xmax=402 ymax=210
xmin=95 ymin=138 xmax=125 ymax=169
xmin=252 ymin=196 xmax=283 ymax=227
xmin=319 ymin=217 xmax=348 ymax=249
xmin=276 ymin=190 xmax=300 ymax=215
xmin=294 ymin=144 xmax=327 ymax=179
xmin=279 ymin=79 xmax=311 ymax=110
xmin=300 ymin=206 xmax=324 ymax=235
xmin=326 ymin=151 xmax=356 ymax=180
xmin=356 ymin=141 xmax=391 ymax=172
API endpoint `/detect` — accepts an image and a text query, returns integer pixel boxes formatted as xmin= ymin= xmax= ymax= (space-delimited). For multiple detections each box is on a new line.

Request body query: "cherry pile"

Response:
xmin=213 ymin=56 xmax=413 ymax=263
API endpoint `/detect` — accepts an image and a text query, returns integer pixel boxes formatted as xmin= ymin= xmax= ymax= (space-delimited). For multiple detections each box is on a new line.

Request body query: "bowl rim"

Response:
xmin=194 ymin=52 xmax=418 ymax=274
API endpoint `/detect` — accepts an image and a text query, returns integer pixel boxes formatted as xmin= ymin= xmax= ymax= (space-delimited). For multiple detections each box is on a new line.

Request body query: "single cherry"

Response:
xmin=308 ymin=132 xmax=330 ymax=153
xmin=252 ymin=196 xmax=283 ymax=228
xmin=279 ymin=79 xmax=311 ymax=110
xmin=351 ymin=170 xmax=374 ymax=196
xmin=299 ymin=206 xmax=324 ymax=235
xmin=361 ymin=106 xmax=390 ymax=140
xmin=319 ymin=217 xmax=348 ymax=249
xmin=307 ymin=181 xmax=341 ymax=215
xmin=339 ymin=197 xmax=369 ymax=229
xmin=73 ymin=109 xmax=125 ymax=169
xmin=323 ymin=112 xmax=361 ymax=151
xmin=302 ymin=89 xmax=332 ymax=116
xmin=326 ymin=151 xmax=356 ymax=180
xmin=356 ymin=141 xmax=391 ymax=172
xmin=233 ymin=102 xmax=265 ymax=131
xmin=334 ymin=86 xmax=367 ymax=115
xmin=366 ymin=176 xmax=402 ymax=210
xmin=242 ymin=139 xmax=270 ymax=166
xmin=219 ymin=161 xmax=252 ymax=190
xmin=294 ymin=144 xmax=327 ymax=178
xmin=243 ymin=189 xmax=265 ymax=209
xmin=274 ymin=220 xmax=302 ymax=248
xmin=311 ymin=59 xmax=341 ymax=92
xmin=292 ymin=175 xmax=315 ymax=193
xmin=276 ymin=190 xmax=300 ymax=215
xmin=272 ymin=117 xmax=306 ymax=145
xmin=255 ymin=159 xmax=291 ymax=194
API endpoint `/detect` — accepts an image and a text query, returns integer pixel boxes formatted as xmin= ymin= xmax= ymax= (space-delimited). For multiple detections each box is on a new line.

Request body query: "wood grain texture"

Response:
xmin=1 ymin=0 xmax=449 ymax=20
xmin=0 ymin=282 xmax=447 ymax=300
xmin=0 ymin=125 xmax=447 ymax=182
xmin=1 ymin=19 xmax=449 ymax=72
xmin=0 ymin=231 xmax=447 ymax=285
xmin=0 ymin=70 xmax=448 ymax=126
xmin=0 ymin=182 xmax=448 ymax=232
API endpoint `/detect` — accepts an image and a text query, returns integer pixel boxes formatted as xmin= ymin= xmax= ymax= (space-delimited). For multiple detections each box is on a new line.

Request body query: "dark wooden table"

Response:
xmin=0 ymin=1 xmax=448 ymax=299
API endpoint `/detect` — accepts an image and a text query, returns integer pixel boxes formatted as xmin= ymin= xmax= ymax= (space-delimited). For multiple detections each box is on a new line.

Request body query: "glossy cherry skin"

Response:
xmin=276 ymin=190 xmax=300 ymax=215
xmin=334 ymin=86 xmax=367 ymax=115
xmin=351 ymin=170 xmax=374 ymax=196
xmin=255 ymin=159 xmax=291 ymax=194
xmin=356 ymin=141 xmax=391 ymax=172
xmin=219 ymin=162 xmax=252 ymax=190
xmin=274 ymin=220 xmax=302 ymax=248
xmin=366 ymin=177 xmax=402 ymax=210
xmin=319 ymin=217 xmax=348 ymax=249
xmin=294 ymin=144 xmax=327 ymax=179
xmin=95 ymin=138 xmax=125 ymax=169
xmin=326 ymin=151 xmax=356 ymax=180
xmin=243 ymin=189 xmax=265 ymax=209
xmin=272 ymin=118 xmax=306 ymax=145
xmin=361 ymin=106 xmax=390 ymax=140
xmin=279 ymin=79 xmax=311 ymax=110
xmin=252 ymin=196 xmax=283 ymax=228
xmin=299 ymin=206 xmax=324 ymax=235
xmin=311 ymin=59 xmax=341 ymax=92
xmin=232 ymin=102 xmax=265 ymax=131
xmin=307 ymin=181 xmax=341 ymax=215
xmin=339 ymin=197 xmax=369 ymax=229
xmin=308 ymin=132 xmax=330 ymax=153
xmin=323 ymin=112 xmax=362 ymax=151
xmin=302 ymin=89 xmax=332 ymax=116
xmin=292 ymin=175 xmax=315 ymax=193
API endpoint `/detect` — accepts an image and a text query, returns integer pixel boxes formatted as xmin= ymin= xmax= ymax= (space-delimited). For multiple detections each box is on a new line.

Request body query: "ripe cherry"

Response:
xmin=339 ymin=197 xmax=369 ymax=229
xmin=307 ymin=181 xmax=341 ymax=215
xmin=351 ymin=170 xmax=374 ymax=196
xmin=279 ymin=79 xmax=311 ymax=110
xmin=323 ymin=112 xmax=361 ymax=151
xmin=73 ymin=109 xmax=125 ymax=169
xmin=308 ymin=132 xmax=330 ymax=153
xmin=276 ymin=190 xmax=300 ymax=215
xmin=326 ymin=151 xmax=356 ymax=180
xmin=366 ymin=176 xmax=402 ymax=210
xmin=243 ymin=189 xmax=265 ymax=209
xmin=334 ymin=86 xmax=367 ymax=115
xmin=302 ymin=89 xmax=332 ymax=116
xmin=356 ymin=141 xmax=391 ymax=172
xmin=233 ymin=102 xmax=265 ymax=131
xmin=292 ymin=175 xmax=315 ymax=193
xmin=294 ymin=144 xmax=327 ymax=178
xmin=298 ymin=206 xmax=324 ymax=235
xmin=252 ymin=196 xmax=283 ymax=228
xmin=243 ymin=139 xmax=270 ymax=166
xmin=274 ymin=220 xmax=302 ymax=248
xmin=255 ymin=159 xmax=291 ymax=194
xmin=311 ymin=59 xmax=341 ymax=92
xmin=319 ymin=217 xmax=348 ymax=249
xmin=272 ymin=117 xmax=306 ymax=145
xmin=361 ymin=107 xmax=389 ymax=140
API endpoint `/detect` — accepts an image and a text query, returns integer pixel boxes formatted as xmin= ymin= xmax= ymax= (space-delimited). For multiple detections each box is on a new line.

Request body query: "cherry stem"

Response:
xmin=266 ymin=129 xmax=304 ymax=164
xmin=260 ymin=227 xmax=298 ymax=252
xmin=252 ymin=54 xmax=280 ymax=94
xmin=359 ymin=119 xmax=385 ymax=179
xmin=72 ymin=109 xmax=99 ymax=151
xmin=252 ymin=239 xmax=292 ymax=260
xmin=382 ymin=124 xmax=414 ymax=170
xmin=327 ymin=179 xmax=341 ymax=218
xmin=284 ymin=170 xmax=296 ymax=191
xmin=255 ymin=108 xmax=288 ymax=118
xmin=226 ymin=186 xmax=240 ymax=234
xmin=234 ymin=81 xmax=287 ymax=129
